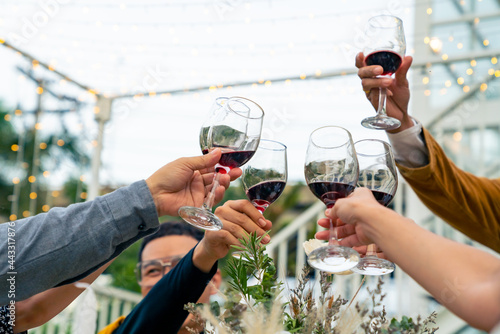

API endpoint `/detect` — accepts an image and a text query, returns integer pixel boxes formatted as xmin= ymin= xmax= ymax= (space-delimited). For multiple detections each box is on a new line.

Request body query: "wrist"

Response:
xmin=145 ymin=178 xmax=162 ymax=216
xmin=387 ymin=114 xmax=413 ymax=134
xmin=193 ymin=239 xmax=218 ymax=273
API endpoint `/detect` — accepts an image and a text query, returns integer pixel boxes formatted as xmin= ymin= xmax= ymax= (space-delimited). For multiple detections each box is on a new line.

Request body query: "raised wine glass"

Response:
xmin=242 ymin=139 xmax=287 ymax=213
xmin=352 ymin=139 xmax=397 ymax=275
xmin=179 ymin=97 xmax=264 ymax=231
xmin=305 ymin=126 xmax=360 ymax=272
xmin=233 ymin=139 xmax=287 ymax=260
xmin=361 ymin=15 xmax=406 ymax=130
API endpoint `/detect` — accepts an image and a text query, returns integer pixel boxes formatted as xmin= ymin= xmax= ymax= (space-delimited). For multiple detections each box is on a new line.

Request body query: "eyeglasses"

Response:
xmin=135 ymin=255 xmax=184 ymax=287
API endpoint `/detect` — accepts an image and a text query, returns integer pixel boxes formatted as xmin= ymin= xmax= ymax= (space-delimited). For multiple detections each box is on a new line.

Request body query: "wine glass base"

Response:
xmin=307 ymin=245 xmax=360 ymax=273
xmin=178 ymin=206 xmax=223 ymax=231
xmin=361 ymin=115 xmax=401 ymax=131
xmin=351 ymin=256 xmax=395 ymax=276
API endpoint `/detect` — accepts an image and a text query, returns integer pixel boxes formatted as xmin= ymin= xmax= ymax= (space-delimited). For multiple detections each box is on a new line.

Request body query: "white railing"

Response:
xmin=29 ymin=284 xmax=142 ymax=334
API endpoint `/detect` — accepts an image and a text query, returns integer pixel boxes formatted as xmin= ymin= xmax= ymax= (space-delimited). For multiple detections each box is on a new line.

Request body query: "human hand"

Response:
xmin=314 ymin=187 xmax=388 ymax=247
xmin=356 ymin=52 xmax=414 ymax=133
xmin=145 ymin=149 xmax=242 ymax=217
xmin=193 ymin=200 xmax=273 ymax=270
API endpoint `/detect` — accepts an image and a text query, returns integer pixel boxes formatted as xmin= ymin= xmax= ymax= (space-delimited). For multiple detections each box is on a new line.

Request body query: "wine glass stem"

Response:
xmin=377 ymin=87 xmax=388 ymax=117
xmin=366 ymin=244 xmax=377 ymax=257
xmin=328 ymin=218 xmax=339 ymax=246
xmin=202 ymin=172 xmax=222 ymax=211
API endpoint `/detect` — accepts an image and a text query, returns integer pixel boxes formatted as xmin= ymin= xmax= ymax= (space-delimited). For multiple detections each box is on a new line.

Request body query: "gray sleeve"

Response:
xmin=0 ymin=180 xmax=159 ymax=303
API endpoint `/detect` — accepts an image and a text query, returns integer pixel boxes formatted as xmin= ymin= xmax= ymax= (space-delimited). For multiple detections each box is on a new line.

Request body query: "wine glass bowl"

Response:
xmin=242 ymin=139 xmax=287 ymax=213
xmin=351 ymin=139 xmax=398 ymax=275
xmin=305 ymin=126 xmax=360 ymax=273
xmin=361 ymin=15 xmax=406 ymax=131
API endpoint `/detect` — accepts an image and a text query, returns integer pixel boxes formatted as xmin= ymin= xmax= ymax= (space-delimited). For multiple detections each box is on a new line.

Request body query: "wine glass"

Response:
xmin=352 ymin=139 xmax=397 ymax=275
xmin=305 ymin=126 xmax=360 ymax=272
xmin=233 ymin=139 xmax=287 ymax=260
xmin=361 ymin=15 xmax=406 ymax=130
xmin=242 ymin=139 xmax=287 ymax=213
xmin=179 ymin=97 xmax=264 ymax=231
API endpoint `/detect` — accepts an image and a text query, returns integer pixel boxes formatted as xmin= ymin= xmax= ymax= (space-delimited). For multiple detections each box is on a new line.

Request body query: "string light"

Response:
xmin=466 ymin=68 xmax=473 ymax=75
xmin=445 ymin=80 xmax=452 ymax=87
xmin=52 ymin=191 xmax=60 ymax=197
xmin=22 ymin=211 xmax=30 ymax=218
xmin=57 ymin=139 xmax=65 ymax=146
xmin=12 ymin=177 xmax=20 ymax=184
xmin=9 ymin=214 xmax=17 ymax=221
xmin=29 ymin=192 xmax=37 ymax=199
xmin=422 ymin=77 xmax=429 ymax=84
xmin=470 ymin=60 xmax=477 ymax=67
xmin=15 ymin=109 xmax=21 ymax=116
xmin=453 ymin=132 xmax=462 ymax=142
xmin=42 ymin=205 xmax=50 ymax=212
xmin=36 ymin=87 xmax=43 ymax=94
xmin=80 ymin=192 xmax=87 ymax=199
xmin=483 ymin=40 xmax=489 ymax=46
xmin=39 ymin=142 xmax=47 ymax=149
xmin=463 ymin=85 xmax=470 ymax=92
xmin=43 ymin=171 xmax=50 ymax=177
xmin=28 ymin=176 xmax=36 ymax=183
xmin=480 ymin=83 xmax=488 ymax=91
xmin=492 ymin=57 xmax=498 ymax=65
xmin=424 ymin=90 xmax=431 ymax=96
xmin=457 ymin=77 xmax=465 ymax=85
xmin=11 ymin=144 xmax=19 ymax=152
xmin=4 ymin=114 xmax=10 ymax=121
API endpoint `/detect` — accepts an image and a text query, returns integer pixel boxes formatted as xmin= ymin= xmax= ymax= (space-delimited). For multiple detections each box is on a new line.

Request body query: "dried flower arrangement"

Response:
xmin=186 ymin=234 xmax=438 ymax=334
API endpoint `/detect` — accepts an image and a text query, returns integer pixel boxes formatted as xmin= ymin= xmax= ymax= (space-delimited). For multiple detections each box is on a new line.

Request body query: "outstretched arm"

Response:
xmin=316 ymin=188 xmax=500 ymax=331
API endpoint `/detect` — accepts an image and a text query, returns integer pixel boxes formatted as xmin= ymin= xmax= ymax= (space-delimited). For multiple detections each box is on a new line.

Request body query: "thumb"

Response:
xmin=183 ymin=148 xmax=222 ymax=171
xmin=395 ymin=55 xmax=412 ymax=84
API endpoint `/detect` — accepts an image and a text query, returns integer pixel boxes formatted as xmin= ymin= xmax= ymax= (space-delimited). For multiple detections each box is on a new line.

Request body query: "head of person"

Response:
xmin=136 ymin=222 xmax=222 ymax=332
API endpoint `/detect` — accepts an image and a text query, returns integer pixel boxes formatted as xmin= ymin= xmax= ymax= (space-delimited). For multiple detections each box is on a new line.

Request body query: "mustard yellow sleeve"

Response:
xmin=397 ymin=128 xmax=500 ymax=253
xmin=98 ymin=316 xmax=126 ymax=334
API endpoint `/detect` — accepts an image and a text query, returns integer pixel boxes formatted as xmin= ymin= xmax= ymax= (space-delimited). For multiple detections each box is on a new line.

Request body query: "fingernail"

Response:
xmin=258 ymin=218 xmax=267 ymax=228
xmin=262 ymin=235 xmax=271 ymax=244
xmin=374 ymin=66 xmax=383 ymax=75
xmin=382 ymin=78 xmax=392 ymax=85
xmin=325 ymin=209 xmax=331 ymax=216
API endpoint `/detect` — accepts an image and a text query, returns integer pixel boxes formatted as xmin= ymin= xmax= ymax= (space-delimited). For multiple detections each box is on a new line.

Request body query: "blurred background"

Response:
xmin=0 ymin=0 xmax=498 ymax=333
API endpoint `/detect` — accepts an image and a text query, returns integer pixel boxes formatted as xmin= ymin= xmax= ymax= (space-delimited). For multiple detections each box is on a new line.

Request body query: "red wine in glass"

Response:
xmin=246 ymin=180 xmax=286 ymax=213
xmin=361 ymin=15 xmax=406 ymax=130
xmin=305 ymin=126 xmax=360 ymax=273
xmin=308 ymin=182 xmax=356 ymax=208
xmin=371 ymin=190 xmax=394 ymax=207
xmin=217 ymin=150 xmax=256 ymax=172
xmin=365 ymin=51 xmax=402 ymax=76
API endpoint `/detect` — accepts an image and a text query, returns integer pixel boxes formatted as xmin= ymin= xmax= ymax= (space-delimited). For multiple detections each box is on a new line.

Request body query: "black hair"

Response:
xmin=138 ymin=222 xmax=204 ymax=261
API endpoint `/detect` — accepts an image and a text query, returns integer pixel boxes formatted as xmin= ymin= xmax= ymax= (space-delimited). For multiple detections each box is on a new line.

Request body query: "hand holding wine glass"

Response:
xmin=179 ymin=97 xmax=264 ymax=231
xmin=305 ymin=126 xmax=360 ymax=273
xmin=361 ymin=15 xmax=406 ymax=131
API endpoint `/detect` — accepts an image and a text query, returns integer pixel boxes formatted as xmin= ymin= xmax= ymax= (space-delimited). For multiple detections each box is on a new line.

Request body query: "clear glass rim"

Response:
xmin=367 ymin=15 xmax=403 ymax=29
xmin=354 ymin=139 xmax=393 ymax=157
xmin=226 ymin=96 xmax=265 ymax=120
xmin=214 ymin=96 xmax=229 ymax=106
xmin=309 ymin=125 xmax=353 ymax=149
xmin=258 ymin=139 xmax=287 ymax=151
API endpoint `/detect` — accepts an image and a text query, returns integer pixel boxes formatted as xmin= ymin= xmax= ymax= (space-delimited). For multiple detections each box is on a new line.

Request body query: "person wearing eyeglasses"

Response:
xmin=99 ymin=200 xmax=271 ymax=334
xmin=356 ymin=52 xmax=500 ymax=253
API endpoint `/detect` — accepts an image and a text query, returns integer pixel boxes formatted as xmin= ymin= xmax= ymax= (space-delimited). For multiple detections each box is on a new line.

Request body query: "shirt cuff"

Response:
xmin=386 ymin=117 xmax=430 ymax=168
xmin=104 ymin=180 xmax=159 ymax=243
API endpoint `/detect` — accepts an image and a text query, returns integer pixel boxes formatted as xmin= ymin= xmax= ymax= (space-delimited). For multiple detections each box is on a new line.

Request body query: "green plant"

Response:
xmin=186 ymin=234 xmax=439 ymax=334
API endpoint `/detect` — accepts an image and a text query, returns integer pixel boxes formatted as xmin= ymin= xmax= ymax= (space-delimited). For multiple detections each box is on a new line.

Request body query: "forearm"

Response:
xmin=0 ymin=180 xmax=159 ymax=303
xmin=14 ymin=262 xmax=111 ymax=333
xmin=370 ymin=210 xmax=500 ymax=330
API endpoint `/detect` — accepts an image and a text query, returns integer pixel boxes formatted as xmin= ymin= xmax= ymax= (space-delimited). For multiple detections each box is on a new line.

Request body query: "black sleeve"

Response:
xmin=112 ymin=246 xmax=217 ymax=334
